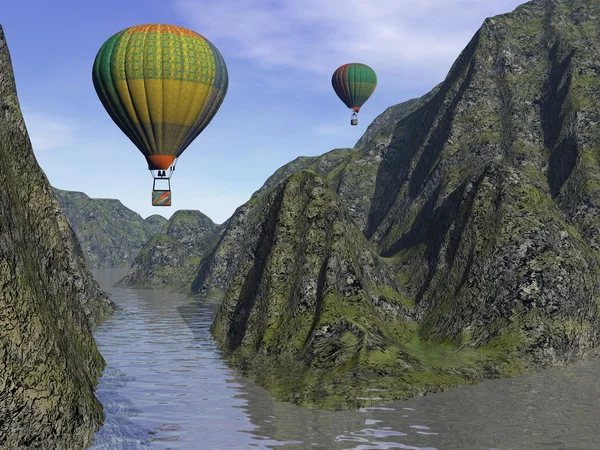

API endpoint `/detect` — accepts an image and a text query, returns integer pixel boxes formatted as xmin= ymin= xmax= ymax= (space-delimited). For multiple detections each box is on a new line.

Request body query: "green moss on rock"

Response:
xmin=53 ymin=189 xmax=167 ymax=268
xmin=118 ymin=209 xmax=222 ymax=291
xmin=0 ymin=25 xmax=114 ymax=448
xmin=194 ymin=0 xmax=600 ymax=410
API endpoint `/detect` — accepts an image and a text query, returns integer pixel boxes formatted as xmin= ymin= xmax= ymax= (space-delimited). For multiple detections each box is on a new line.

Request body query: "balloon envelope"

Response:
xmin=331 ymin=63 xmax=377 ymax=112
xmin=92 ymin=24 xmax=228 ymax=170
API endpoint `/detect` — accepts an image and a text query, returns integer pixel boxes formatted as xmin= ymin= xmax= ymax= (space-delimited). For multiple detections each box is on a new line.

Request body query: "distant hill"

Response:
xmin=118 ymin=209 xmax=222 ymax=290
xmin=53 ymin=188 xmax=167 ymax=268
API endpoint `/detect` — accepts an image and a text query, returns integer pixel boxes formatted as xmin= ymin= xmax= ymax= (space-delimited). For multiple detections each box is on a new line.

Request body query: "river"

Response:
xmin=88 ymin=268 xmax=599 ymax=450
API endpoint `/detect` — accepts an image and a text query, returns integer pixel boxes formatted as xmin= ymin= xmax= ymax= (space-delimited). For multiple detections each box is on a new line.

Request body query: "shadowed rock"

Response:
xmin=53 ymin=188 xmax=166 ymax=268
xmin=192 ymin=0 xmax=600 ymax=408
xmin=145 ymin=214 xmax=168 ymax=236
xmin=119 ymin=210 xmax=222 ymax=290
xmin=0 ymin=25 xmax=115 ymax=448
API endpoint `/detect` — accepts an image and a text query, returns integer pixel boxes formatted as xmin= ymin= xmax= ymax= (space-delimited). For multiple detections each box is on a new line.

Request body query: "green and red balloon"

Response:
xmin=331 ymin=63 xmax=377 ymax=126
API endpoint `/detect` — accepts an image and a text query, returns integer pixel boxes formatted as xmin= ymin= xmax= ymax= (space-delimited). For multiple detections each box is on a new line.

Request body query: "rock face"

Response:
xmin=53 ymin=188 xmax=166 ymax=268
xmin=353 ymin=83 xmax=442 ymax=149
xmin=196 ymin=0 xmax=600 ymax=408
xmin=145 ymin=214 xmax=168 ymax=236
xmin=208 ymin=171 xmax=439 ymax=408
xmin=251 ymin=87 xmax=443 ymax=231
xmin=119 ymin=210 xmax=221 ymax=289
xmin=362 ymin=0 xmax=600 ymax=366
xmin=0 ymin=26 xmax=114 ymax=449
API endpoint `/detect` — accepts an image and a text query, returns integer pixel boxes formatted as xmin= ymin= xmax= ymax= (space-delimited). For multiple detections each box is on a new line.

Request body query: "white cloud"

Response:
xmin=174 ymin=0 xmax=526 ymax=85
xmin=21 ymin=111 xmax=77 ymax=151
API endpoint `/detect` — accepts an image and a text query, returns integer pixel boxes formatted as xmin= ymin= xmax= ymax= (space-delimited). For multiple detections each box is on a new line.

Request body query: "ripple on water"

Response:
xmin=89 ymin=268 xmax=600 ymax=450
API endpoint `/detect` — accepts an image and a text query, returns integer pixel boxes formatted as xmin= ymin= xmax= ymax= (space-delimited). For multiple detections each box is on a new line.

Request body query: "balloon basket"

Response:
xmin=152 ymin=190 xmax=171 ymax=206
xmin=152 ymin=177 xmax=172 ymax=207
xmin=351 ymin=119 xmax=358 ymax=126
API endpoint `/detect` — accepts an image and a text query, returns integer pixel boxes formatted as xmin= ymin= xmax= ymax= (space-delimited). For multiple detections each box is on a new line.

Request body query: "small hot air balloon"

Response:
xmin=331 ymin=63 xmax=377 ymax=126
xmin=92 ymin=24 xmax=228 ymax=206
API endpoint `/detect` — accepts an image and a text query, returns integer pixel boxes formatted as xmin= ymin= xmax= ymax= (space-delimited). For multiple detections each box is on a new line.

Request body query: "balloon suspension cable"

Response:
xmin=149 ymin=158 xmax=178 ymax=181
xmin=168 ymin=158 xmax=178 ymax=177
xmin=152 ymin=176 xmax=171 ymax=192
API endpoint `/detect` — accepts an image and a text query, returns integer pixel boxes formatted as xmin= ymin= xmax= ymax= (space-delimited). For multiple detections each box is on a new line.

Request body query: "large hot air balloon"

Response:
xmin=331 ymin=63 xmax=377 ymax=126
xmin=92 ymin=24 xmax=228 ymax=206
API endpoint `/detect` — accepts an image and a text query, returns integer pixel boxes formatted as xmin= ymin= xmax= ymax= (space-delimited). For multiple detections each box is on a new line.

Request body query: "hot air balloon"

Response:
xmin=92 ymin=24 xmax=228 ymax=206
xmin=331 ymin=63 xmax=377 ymax=126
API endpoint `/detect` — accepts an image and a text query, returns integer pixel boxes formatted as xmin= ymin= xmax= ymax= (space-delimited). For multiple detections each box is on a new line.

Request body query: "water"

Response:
xmin=89 ymin=268 xmax=600 ymax=450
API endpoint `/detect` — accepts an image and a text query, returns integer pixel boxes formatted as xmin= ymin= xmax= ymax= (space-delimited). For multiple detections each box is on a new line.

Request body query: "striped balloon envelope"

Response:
xmin=331 ymin=63 xmax=377 ymax=125
xmin=92 ymin=24 xmax=228 ymax=172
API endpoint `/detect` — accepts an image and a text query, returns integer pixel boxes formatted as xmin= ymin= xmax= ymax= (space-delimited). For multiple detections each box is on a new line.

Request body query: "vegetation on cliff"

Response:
xmin=53 ymin=188 xmax=166 ymax=268
xmin=0 ymin=26 xmax=114 ymax=448
xmin=119 ymin=209 xmax=221 ymax=290
xmin=196 ymin=0 xmax=600 ymax=408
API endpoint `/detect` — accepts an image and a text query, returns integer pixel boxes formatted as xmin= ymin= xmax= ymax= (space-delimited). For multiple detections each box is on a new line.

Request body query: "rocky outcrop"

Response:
xmin=361 ymin=0 xmax=600 ymax=368
xmin=194 ymin=0 xmax=600 ymax=408
xmin=353 ymin=83 xmax=441 ymax=149
xmin=53 ymin=188 xmax=165 ymax=268
xmin=119 ymin=210 xmax=221 ymax=289
xmin=145 ymin=214 xmax=168 ymax=236
xmin=250 ymin=86 xmax=442 ymax=229
xmin=208 ymin=171 xmax=454 ymax=408
xmin=162 ymin=209 xmax=218 ymax=250
xmin=0 ymin=25 xmax=114 ymax=448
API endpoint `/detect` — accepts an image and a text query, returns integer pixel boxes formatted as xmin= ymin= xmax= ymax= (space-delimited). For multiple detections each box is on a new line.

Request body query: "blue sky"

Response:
xmin=3 ymin=0 xmax=525 ymax=223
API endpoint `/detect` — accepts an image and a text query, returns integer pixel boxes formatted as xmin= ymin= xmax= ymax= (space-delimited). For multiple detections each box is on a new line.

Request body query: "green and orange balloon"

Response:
xmin=92 ymin=24 xmax=228 ymax=205
xmin=332 ymin=63 xmax=377 ymax=126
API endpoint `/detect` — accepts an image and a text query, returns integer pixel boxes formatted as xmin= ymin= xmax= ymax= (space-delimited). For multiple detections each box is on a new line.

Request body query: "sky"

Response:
xmin=3 ymin=0 xmax=525 ymax=224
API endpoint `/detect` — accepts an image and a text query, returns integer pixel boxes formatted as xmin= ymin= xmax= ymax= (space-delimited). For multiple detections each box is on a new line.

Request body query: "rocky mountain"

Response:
xmin=119 ymin=210 xmax=222 ymax=289
xmin=0 ymin=26 xmax=114 ymax=448
xmin=145 ymin=214 xmax=168 ymax=235
xmin=353 ymin=82 xmax=442 ymax=149
xmin=193 ymin=0 xmax=600 ymax=408
xmin=53 ymin=188 xmax=166 ymax=268
xmin=250 ymin=86 xmax=444 ymax=229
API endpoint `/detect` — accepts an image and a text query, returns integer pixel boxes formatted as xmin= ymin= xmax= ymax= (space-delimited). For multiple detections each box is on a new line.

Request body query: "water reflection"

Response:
xmin=227 ymin=352 xmax=600 ymax=450
xmin=90 ymin=268 xmax=600 ymax=450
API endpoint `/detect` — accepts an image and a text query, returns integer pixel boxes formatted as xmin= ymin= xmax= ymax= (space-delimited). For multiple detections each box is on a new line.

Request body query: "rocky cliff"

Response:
xmin=353 ymin=83 xmax=442 ymax=149
xmin=145 ymin=214 xmax=168 ymax=236
xmin=53 ymin=188 xmax=166 ymax=268
xmin=119 ymin=210 xmax=221 ymax=289
xmin=0 ymin=26 xmax=114 ymax=448
xmin=195 ymin=0 xmax=600 ymax=408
